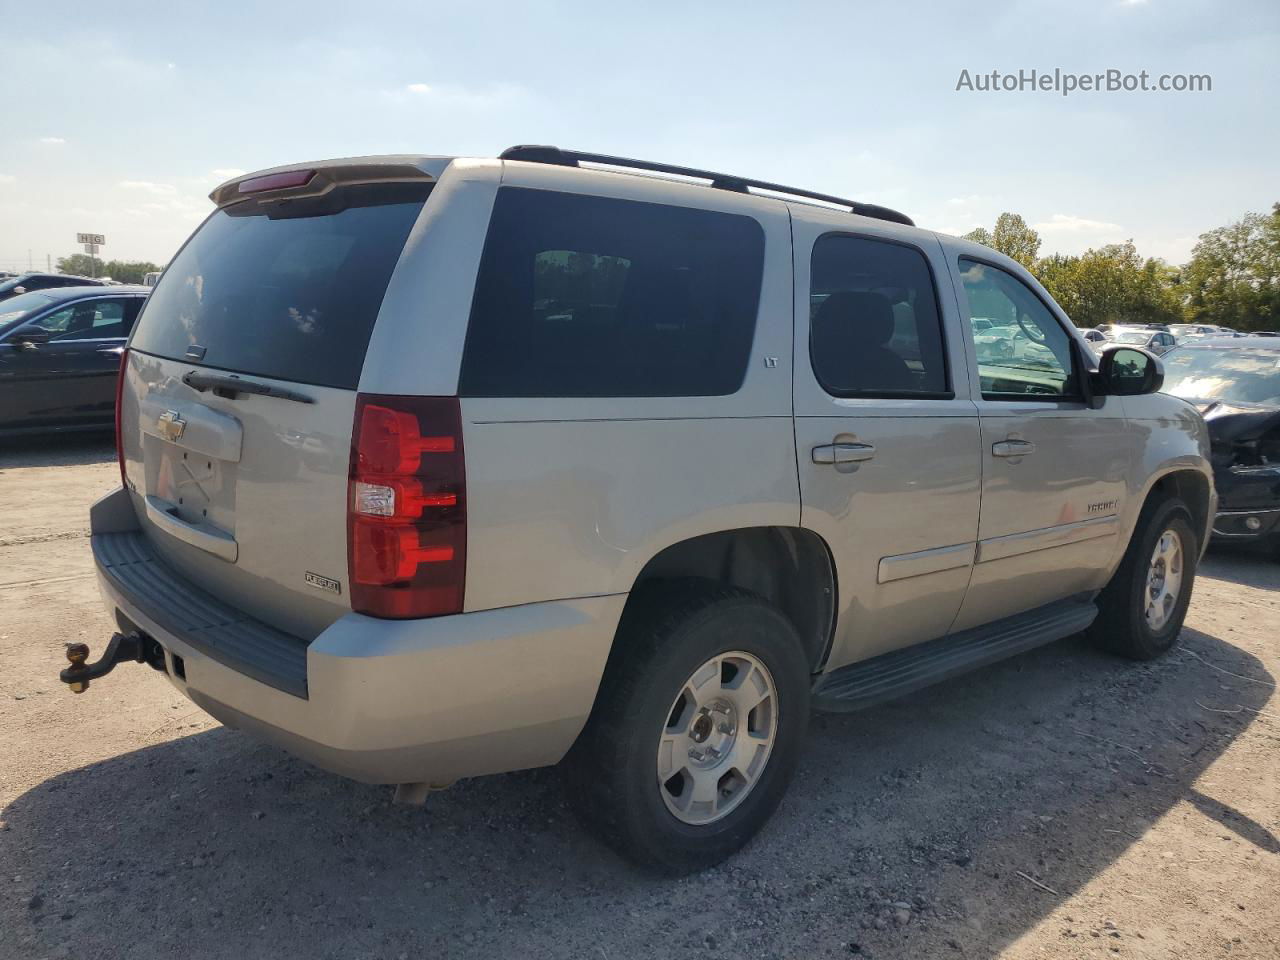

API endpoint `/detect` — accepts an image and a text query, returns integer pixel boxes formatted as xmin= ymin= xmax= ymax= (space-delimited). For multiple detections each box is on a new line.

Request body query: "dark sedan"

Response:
xmin=1161 ymin=337 xmax=1280 ymax=555
xmin=0 ymin=285 xmax=149 ymax=435
xmin=0 ymin=272 xmax=107 ymax=303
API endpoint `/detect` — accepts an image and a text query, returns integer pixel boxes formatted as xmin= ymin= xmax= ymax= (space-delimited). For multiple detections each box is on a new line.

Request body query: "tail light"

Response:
xmin=237 ymin=169 xmax=315 ymax=194
xmin=114 ymin=349 xmax=129 ymax=487
xmin=348 ymin=395 xmax=466 ymax=618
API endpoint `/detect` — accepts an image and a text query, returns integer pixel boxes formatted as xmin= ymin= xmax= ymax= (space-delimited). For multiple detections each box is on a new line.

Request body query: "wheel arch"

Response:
xmin=1140 ymin=465 xmax=1214 ymax=555
xmin=619 ymin=526 xmax=837 ymax=673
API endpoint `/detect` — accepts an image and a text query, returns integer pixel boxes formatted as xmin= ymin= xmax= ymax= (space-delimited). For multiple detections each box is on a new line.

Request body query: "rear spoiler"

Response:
xmin=210 ymin=160 xmax=436 ymax=209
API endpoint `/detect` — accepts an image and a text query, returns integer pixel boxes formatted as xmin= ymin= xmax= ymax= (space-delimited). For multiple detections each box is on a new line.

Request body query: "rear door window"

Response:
xmin=459 ymin=188 xmax=765 ymax=397
xmin=809 ymin=234 xmax=949 ymax=397
xmin=130 ymin=182 xmax=431 ymax=389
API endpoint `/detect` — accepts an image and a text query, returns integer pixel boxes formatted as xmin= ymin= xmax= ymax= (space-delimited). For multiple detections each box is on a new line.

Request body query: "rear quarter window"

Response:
xmin=459 ymin=187 xmax=765 ymax=398
xmin=130 ymin=182 xmax=431 ymax=389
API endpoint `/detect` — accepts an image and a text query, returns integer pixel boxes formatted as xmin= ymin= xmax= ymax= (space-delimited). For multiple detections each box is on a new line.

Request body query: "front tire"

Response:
xmin=1090 ymin=497 xmax=1198 ymax=660
xmin=565 ymin=583 xmax=810 ymax=874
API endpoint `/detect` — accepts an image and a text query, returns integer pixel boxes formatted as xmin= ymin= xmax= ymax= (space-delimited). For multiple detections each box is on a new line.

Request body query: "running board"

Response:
xmin=811 ymin=599 xmax=1098 ymax=713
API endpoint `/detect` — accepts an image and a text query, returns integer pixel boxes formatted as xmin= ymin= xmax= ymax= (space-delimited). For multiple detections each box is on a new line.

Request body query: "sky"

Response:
xmin=1 ymin=0 xmax=1276 ymax=272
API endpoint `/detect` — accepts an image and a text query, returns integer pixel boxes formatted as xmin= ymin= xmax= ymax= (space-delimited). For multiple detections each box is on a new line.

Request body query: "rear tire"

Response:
xmin=1089 ymin=497 xmax=1198 ymax=660
xmin=565 ymin=582 xmax=810 ymax=874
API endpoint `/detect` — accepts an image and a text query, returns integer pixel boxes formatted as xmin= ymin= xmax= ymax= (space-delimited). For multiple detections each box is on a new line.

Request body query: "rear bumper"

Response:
xmin=91 ymin=488 xmax=625 ymax=785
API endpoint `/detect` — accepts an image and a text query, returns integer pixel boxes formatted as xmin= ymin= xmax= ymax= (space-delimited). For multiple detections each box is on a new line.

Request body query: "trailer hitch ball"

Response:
xmin=64 ymin=643 xmax=92 ymax=693
xmin=59 ymin=633 xmax=162 ymax=693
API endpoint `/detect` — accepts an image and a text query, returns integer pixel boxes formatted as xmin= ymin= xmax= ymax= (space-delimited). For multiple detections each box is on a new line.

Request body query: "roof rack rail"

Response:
xmin=498 ymin=145 xmax=914 ymax=227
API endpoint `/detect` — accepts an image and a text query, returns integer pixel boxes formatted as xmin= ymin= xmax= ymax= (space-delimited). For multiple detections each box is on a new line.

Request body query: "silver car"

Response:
xmin=68 ymin=147 xmax=1215 ymax=873
xmin=1109 ymin=327 xmax=1179 ymax=355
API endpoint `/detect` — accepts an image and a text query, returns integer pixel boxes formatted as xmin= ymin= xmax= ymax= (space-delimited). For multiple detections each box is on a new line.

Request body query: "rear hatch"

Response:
xmin=119 ymin=165 xmax=434 ymax=639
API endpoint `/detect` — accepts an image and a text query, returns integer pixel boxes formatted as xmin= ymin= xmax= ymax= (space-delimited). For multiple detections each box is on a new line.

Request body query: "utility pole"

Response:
xmin=46 ymin=254 xmax=51 ymax=272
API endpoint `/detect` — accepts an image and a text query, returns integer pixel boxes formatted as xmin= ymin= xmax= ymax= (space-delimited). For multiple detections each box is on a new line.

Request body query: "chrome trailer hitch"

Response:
xmin=59 ymin=633 xmax=165 ymax=693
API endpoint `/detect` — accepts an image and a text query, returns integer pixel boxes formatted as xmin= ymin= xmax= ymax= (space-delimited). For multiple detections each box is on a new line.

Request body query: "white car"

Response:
xmin=1109 ymin=327 xmax=1178 ymax=355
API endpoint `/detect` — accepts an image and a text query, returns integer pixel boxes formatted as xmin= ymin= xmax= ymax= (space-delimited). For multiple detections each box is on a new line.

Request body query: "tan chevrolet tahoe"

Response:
xmin=66 ymin=146 xmax=1215 ymax=874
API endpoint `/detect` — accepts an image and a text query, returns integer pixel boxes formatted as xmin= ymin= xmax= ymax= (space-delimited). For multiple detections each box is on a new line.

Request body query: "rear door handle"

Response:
xmin=812 ymin=442 xmax=877 ymax=465
xmin=144 ymin=495 xmax=238 ymax=562
xmin=992 ymin=439 xmax=1037 ymax=458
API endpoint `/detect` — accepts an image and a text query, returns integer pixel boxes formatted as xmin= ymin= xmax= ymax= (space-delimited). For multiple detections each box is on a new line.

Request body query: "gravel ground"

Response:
xmin=1 ymin=437 xmax=1277 ymax=960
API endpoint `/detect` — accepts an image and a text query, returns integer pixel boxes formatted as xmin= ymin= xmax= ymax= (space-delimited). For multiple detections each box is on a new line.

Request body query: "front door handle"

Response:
xmin=812 ymin=442 xmax=877 ymax=465
xmin=992 ymin=438 xmax=1037 ymax=458
xmin=97 ymin=346 xmax=125 ymax=357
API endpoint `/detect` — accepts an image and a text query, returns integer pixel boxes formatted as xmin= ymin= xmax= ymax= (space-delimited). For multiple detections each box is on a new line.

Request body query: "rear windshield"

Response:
xmin=130 ymin=182 xmax=431 ymax=389
xmin=0 ymin=291 xmax=57 ymax=331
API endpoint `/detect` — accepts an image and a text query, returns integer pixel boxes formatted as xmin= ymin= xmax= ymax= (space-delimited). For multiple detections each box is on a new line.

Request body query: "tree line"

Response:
xmin=962 ymin=203 xmax=1279 ymax=331
xmin=54 ymin=254 xmax=162 ymax=286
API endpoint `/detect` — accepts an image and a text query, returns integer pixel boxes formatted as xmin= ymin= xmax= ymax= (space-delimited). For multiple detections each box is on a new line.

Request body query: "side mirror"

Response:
xmin=12 ymin=285 xmax=26 ymax=295
xmin=1095 ymin=344 xmax=1164 ymax=396
xmin=10 ymin=327 xmax=50 ymax=350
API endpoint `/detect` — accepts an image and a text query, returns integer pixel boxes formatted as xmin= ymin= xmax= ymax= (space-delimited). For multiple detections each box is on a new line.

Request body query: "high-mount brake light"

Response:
xmin=348 ymin=396 xmax=466 ymax=618
xmin=237 ymin=169 xmax=315 ymax=194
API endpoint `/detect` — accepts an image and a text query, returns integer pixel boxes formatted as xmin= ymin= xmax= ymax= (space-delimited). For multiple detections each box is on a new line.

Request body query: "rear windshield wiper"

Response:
xmin=182 ymin=371 xmax=315 ymax=404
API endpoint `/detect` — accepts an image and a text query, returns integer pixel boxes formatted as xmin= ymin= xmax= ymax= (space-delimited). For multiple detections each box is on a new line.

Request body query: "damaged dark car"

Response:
xmin=1161 ymin=337 xmax=1280 ymax=555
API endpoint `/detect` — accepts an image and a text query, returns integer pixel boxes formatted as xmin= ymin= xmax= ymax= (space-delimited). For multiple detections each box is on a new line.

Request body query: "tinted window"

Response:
xmin=459 ymin=188 xmax=764 ymax=398
xmin=958 ymin=259 xmax=1077 ymax=399
xmin=809 ymin=235 xmax=948 ymax=397
xmin=30 ymin=303 xmax=80 ymax=335
xmin=130 ymin=183 xmax=431 ymax=389
xmin=51 ymin=297 xmax=136 ymax=340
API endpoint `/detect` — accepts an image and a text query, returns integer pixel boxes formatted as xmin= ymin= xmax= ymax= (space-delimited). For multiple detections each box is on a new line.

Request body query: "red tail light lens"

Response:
xmin=348 ymin=395 xmax=465 ymax=619
xmin=114 ymin=349 xmax=129 ymax=487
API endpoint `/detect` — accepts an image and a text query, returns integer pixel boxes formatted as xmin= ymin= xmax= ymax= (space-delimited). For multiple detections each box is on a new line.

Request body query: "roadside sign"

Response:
xmin=84 ymin=243 xmax=100 ymax=256
xmin=76 ymin=232 xmax=105 ymax=246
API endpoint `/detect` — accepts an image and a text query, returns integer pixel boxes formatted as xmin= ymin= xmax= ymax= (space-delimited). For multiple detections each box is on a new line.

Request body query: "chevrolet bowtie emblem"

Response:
xmin=157 ymin=410 xmax=187 ymax=442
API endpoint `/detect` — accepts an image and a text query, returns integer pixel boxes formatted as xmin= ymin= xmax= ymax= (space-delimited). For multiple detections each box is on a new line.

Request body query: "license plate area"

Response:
xmin=137 ymin=395 xmax=243 ymax=539
xmin=147 ymin=436 xmax=239 ymax=535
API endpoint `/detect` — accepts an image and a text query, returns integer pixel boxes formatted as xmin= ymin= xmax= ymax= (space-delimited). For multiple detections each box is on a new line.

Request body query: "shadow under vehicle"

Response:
xmin=3 ymin=619 xmax=1273 ymax=958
